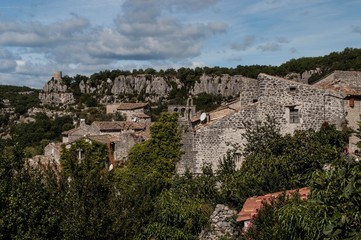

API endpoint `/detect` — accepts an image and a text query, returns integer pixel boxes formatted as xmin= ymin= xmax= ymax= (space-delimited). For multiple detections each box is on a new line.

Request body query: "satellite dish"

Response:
xmin=109 ymin=164 xmax=114 ymax=171
xmin=132 ymin=117 xmax=137 ymax=122
xmin=200 ymin=112 xmax=207 ymax=123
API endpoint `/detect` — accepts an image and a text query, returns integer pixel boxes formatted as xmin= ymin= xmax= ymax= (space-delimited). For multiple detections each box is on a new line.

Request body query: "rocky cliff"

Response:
xmin=39 ymin=70 xmax=321 ymax=105
xmin=192 ymin=74 xmax=256 ymax=96
xmin=39 ymin=78 xmax=75 ymax=105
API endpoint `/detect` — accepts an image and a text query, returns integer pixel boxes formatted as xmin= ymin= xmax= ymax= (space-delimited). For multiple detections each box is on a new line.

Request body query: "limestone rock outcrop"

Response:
xmin=192 ymin=74 xmax=256 ymax=97
xmin=39 ymin=77 xmax=75 ymax=105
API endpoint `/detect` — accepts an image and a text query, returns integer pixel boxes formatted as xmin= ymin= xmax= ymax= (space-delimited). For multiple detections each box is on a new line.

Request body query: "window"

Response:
xmin=289 ymin=86 xmax=297 ymax=92
xmin=289 ymin=107 xmax=300 ymax=123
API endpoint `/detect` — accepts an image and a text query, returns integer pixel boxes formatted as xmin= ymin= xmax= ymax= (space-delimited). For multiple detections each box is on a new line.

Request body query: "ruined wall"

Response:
xmin=199 ymin=204 xmax=239 ymax=240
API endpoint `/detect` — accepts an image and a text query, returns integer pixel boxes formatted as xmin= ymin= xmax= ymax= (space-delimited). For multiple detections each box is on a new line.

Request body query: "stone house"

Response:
xmin=177 ymin=71 xmax=361 ymax=175
xmin=106 ymin=102 xmax=151 ymax=122
xmin=62 ymin=133 xmax=144 ymax=165
xmin=34 ymin=118 xmax=151 ymax=168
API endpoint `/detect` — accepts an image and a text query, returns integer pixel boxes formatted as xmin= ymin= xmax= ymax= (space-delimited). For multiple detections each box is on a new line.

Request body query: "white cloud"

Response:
xmin=231 ymin=35 xmax=256 ymax=51
xmin=258 ymin=42 xmax=281 ymax=52
xmin=0 ymin=16 xmax=89 ymax=47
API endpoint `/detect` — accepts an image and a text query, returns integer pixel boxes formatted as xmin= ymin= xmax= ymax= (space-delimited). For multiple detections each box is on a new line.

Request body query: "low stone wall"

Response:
xmin=199 ymin=204 xmax=239 ymax=240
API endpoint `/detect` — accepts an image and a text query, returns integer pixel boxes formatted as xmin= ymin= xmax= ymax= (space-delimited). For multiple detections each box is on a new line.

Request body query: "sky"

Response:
xmin=0 ymin=0 xmax=360 ymax=89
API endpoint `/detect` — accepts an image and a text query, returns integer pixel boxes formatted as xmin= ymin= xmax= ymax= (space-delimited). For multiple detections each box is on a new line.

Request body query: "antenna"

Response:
xmin=200 ymin=112 xmax=207 ymax=123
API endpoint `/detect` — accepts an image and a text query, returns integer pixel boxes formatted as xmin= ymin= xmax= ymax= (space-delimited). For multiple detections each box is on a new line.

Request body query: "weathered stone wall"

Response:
xmin=199 ymin=204 xmax=239 ymax=240
xmin=257 ymin=74 xmax=345 ymax=134
xmin=178 ymin=106 xmax=256 ymax=175
xmin=177 ymin=73 xmax=348 ymax=175
xmin=114 ymin=132 xmax=142 ymax=163
xmin=344 ymin=97 xmax=361 ymax=154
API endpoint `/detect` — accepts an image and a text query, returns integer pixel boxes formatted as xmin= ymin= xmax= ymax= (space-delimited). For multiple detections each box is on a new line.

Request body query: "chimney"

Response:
xmin=79 ymin=119 xmax=86 ymax=128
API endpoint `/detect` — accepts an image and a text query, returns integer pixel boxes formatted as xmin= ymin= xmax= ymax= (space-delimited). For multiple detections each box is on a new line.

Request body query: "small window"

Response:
xmin=289 ymin=107 xmax=300 ymax=123
xmin=349 ymin=98 xmax=355 ymax=108
xmin=289 ymin=86 xmax=297 ymax=92
xmin=252 ymin=99 xmax=258 ymax=103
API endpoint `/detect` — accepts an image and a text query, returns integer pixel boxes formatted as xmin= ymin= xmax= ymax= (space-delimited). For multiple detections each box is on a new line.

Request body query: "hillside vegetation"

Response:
xmin=0 ymin=114 xmax=359 ymax=239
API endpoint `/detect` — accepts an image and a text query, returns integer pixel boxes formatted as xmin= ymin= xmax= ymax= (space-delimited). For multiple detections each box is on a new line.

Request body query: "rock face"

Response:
xmin=111 ymin=75 xmax=181 ymax=101
xmin=199 ymin=204 xmax=239 ymax=240
xmin=40 ymin=73 xmax=258 ymax=105
xmin=39 ymin=77 xmax=75 ymax=105
xmin=192 ymin=74 xmax=255 ymax=97
xmin=284 ymin=69 xmax=322 ymax=84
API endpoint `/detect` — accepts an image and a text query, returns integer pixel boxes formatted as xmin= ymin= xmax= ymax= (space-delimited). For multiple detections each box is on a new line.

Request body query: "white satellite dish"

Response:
xmin=200 ymin=112 xmax=207 ymax=123
xmin=109 ymin=164 xmax=114 ymax=171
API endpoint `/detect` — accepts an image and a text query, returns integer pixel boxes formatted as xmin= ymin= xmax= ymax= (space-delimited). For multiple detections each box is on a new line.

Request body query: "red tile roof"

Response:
xmin=116 ymin=102 xmax=149 ymax=110
xmin=237 ymin=187 xmax=310 ymax=222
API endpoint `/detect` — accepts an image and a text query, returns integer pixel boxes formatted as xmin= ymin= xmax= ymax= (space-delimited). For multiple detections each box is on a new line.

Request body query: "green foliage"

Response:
xmin=0 ymin=86 xmax=40 ymax=116
xmin=220 ymin=121 xmax=349 ymax=207
xmin=243 ymin=158 xmax=361 ymax=240
xmin=10 ymin=114 xmax=73 ymax=153
xmin=137 ymin=190 xmax=212 ymax=240
xmin=194 ymin=92 xmax=223 ymax=112
xmin=241 ymin=116 xmax=281 ymax=157
xmin=60 ymin=140 xmax=109 ymax=179
xmin=127 ymin=112 xmax=181 ymax=180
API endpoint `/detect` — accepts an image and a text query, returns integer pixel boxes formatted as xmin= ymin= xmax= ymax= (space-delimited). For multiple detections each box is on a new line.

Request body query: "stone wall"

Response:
xmin=199 ymin=204 xmax=239 ymax=240
xmin=344 ymin=97 xmax=361 ymax=154
xmin=113 ymin=132 xmax=142 ymax=163
xmin=177 ymin=73 xmax=348 ymax=175
xmin=257 ymin=74 xmax=345 ymax=134
xmin=177 ymin=106 xmax=256 ymax=175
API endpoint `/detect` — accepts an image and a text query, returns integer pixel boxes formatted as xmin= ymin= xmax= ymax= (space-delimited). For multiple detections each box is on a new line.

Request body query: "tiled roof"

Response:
xmin=62 ymin=128 xmax=89 ymax=136
xmin=237 ymin=187 xmax=310 ymax=222
xmin=313 ymin=71 xmax=361 ymax=96
xmin=92 ymin=121 xmax=146 ymax=131
xmin=116 ymin=102 xmax=149 ymax=110
xmin=132 ymin=113 xmax=151 ymax=118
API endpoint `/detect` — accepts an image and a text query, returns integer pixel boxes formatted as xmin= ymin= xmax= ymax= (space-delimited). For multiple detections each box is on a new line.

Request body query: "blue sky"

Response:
xmin=0 ymin=0 xmax=360 ymax=89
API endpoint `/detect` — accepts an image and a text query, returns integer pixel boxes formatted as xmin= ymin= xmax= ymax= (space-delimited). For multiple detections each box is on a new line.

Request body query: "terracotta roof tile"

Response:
xmin=237 ymin=187 xmax=310 ymax=222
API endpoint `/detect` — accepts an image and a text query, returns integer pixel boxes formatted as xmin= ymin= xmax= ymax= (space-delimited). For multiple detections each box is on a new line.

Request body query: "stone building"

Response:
xmin=177 ymin=71 xmax=361 ymax=175
xmin=60 ymin=119 xmax=150 ymax=164
xmin=106 ymin=102 xmax=151 ymax=122
xmin=168 ymin=97 xmax=196 ymax=121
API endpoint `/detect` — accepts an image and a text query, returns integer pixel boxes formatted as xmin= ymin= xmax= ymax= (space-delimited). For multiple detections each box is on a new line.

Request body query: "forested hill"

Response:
xmin=78 ymin=47 xmax=361 ymax=84
xmin=0 ymin=85 xmax=40 ymax=115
